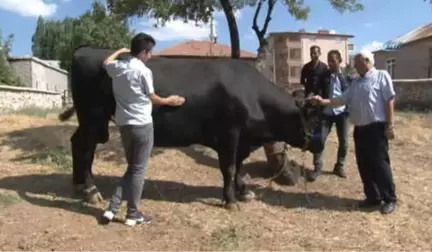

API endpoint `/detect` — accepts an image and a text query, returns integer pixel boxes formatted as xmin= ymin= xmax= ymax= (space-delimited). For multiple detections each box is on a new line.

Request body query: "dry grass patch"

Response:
xmin=0 ymin=110 xmax=430 ymax=250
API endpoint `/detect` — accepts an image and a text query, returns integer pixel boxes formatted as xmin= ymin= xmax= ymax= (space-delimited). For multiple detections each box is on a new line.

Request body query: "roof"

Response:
xmin=393 ymin=23 xmax=432 ymax=44
xmin=269 ymin=29 xmax=354 ymax=38
xmin=154 ymin=40 xmax=257 ymax=59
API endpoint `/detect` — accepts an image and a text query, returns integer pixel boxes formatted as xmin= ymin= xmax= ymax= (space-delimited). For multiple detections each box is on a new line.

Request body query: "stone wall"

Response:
xmin=0 ymin=84 xmax=63 ymax=112
xmin=394 ymin=79 xmax=432 ymax=110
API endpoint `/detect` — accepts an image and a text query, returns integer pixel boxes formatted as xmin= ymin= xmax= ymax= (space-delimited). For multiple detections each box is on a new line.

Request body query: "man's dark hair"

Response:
xmin=328 ymin=50 xmax=342 ymax=63
xmin=130 ymin=32 xmax=156 ymax=56
xmin=310 ymin=45 xmax=321 ymax=53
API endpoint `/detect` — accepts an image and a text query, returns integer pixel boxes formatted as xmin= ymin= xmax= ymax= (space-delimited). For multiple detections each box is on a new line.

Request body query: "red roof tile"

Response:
xmin=154 ymin=40 xmax=257 ymax=58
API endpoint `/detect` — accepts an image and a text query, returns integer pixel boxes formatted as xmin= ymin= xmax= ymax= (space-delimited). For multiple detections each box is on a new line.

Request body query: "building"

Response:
xmin=264 ymin=29 xmax=354 ymax=90
xmin=373 ymin=23 xmax=432 ymax=79
xmin=7 ymin=56 xmax=68 ymax=93
xmin=154 ymin=40 xmax=257 ymax=61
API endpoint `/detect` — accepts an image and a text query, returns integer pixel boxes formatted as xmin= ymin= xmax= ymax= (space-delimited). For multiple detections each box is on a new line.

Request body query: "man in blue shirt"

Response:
xmin=308 ymin=50 xmax=397 ymax=215
xmin=306 ymin=50 xmax=349 ymax=182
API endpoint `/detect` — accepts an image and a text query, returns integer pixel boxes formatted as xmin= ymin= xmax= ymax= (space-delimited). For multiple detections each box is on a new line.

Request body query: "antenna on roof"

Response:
xmin=209 ymin=12 xmax=217 ymax=43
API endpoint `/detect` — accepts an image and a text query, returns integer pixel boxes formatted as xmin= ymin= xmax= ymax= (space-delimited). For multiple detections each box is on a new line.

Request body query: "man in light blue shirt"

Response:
xmin=308 ymin=50 xmax=397 ymax=215
xmin=307 ymin=50 xmax=349 ymax=182
xmin=100 ymin=33 xmax=185 ymax=226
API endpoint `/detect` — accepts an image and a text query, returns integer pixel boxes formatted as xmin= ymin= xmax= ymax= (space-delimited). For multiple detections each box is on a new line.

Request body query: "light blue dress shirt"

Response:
xmin=323 ymin=72 xmax=346 ymax=116
xmin=336 ymin=68 xmax=396 ymax=126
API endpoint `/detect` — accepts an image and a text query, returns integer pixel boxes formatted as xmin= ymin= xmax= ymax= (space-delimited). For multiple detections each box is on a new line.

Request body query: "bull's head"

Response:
xmin=291 ymin=89 xmax=324 ymax=154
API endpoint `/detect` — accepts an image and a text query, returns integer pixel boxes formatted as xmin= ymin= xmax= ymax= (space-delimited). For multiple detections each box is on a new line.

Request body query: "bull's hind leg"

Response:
xmin=71 ymin=127 xmax=103 ymax=204
xmin=217 ymin=128 xmax=241 ymax=211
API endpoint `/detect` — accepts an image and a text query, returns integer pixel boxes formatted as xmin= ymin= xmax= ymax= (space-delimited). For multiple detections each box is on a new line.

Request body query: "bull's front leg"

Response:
xmin=71 ymin=127 xmax=103 ymax=204
xmin=217 ymin=128 xmax=241 ymax=211
xmin=235 ymin=145 xmax=256 ymax=202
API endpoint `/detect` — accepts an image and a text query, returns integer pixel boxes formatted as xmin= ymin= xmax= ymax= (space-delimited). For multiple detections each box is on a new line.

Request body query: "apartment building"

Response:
xmin=264 ymin=29 xmax=354 ymax=91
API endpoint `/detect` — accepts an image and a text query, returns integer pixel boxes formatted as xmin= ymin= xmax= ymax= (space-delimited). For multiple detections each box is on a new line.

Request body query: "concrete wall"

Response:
xmin=0 ymin=84 xmax=63 ymax=112
xmin=8 ymin=56 xmax=69 ymax=92
xmin=393 ymin=78 xmax=432 ymax=110
xmin=374 ymin=38 xmax=432 ymax=79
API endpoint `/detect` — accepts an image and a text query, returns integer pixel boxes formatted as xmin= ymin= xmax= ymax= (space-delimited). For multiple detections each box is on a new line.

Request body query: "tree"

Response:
xmin=0 ymin=27 xmax=20 ymax=86
xmin=32 ymin=0 xmax=132 ymax=71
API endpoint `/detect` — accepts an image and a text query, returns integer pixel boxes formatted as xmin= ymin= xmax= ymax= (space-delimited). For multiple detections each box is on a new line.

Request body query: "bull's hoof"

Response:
xmin=224 ymin=202 xmax=241 ymax=211
xmin=82 ymin=185 xmax=104 ymax=205
xmin=238 ymin=190 xmax=256 ymax=202
xmin=87 ymin=192 xmax=104 ymax=205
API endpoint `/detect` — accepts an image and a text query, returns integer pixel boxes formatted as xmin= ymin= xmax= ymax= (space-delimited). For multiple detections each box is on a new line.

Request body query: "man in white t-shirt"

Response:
xmin=101 ymin=33 xmax=185 ymax=226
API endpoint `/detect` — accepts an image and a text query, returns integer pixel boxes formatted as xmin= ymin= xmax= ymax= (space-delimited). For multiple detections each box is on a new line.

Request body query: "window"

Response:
xmin=289 ymin=48 xmax=301 ymax=60
xmin=289 ymin=35 xmax=300 ymax=41
xmin=290 ymin=66 xmax=301 ymax=78
xmin=386 ymin=58 xmax=396 ymax=78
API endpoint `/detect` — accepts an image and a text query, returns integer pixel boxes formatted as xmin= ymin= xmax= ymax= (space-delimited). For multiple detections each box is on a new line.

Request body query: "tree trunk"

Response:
xmin=255 ymin=40 xmax=300 ymax=186
xmin=219 ymin=0 xmax=240 ymax=59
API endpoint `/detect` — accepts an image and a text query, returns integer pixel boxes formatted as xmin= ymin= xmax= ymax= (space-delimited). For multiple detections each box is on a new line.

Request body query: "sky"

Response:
xmin=0 ymin=0 xmax=431 ymax=57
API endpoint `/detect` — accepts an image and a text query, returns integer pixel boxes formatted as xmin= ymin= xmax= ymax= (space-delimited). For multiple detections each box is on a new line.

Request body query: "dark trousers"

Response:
xmin=313 ymin=112 xmax=348 ymax=170
xmin=353 ymin=122 xmax=397 ymax=203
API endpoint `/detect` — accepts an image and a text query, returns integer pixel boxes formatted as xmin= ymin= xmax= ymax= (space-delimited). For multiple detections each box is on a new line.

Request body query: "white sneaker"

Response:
xmin=124 ymin=212 xmax=152 ymax=226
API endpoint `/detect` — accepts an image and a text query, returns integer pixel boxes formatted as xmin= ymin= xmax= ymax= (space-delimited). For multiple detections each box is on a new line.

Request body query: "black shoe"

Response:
xmin=380 ymin=202 xmax=396 ymax=215
xmin=125 ymin=211 xmax=152 ymax=226
xmin=306 ymin=169 xmax=321 ymax=182
xmin=333 ymin=166 xmax=347 ymax=178
xmin=356 ymin=199 xmax=382 ymax=209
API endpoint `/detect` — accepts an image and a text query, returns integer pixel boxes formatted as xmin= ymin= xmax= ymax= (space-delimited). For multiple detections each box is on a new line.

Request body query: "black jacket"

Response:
xmin=319 ymin=70 xmax=350 ymax=113
xmin=300 ymin=60 xmax=328 ymax=96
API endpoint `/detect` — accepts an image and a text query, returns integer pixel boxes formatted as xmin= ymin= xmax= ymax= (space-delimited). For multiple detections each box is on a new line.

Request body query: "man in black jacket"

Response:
xmin=306 ymin=49 xmax=349 ymax=182
xmin=300 ymin=45 xmax=328 ymax=96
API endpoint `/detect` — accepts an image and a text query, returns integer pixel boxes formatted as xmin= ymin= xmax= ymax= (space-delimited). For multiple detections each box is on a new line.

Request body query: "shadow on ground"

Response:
xmin=0 ymin=125 xmax=223 ymax=168
xmin=0 ymin=173 xmax=360 ymax=220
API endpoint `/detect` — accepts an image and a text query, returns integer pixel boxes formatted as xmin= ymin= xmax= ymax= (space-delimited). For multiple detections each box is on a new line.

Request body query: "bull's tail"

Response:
xmin=58 ymin=106 xmax=76 ymax=121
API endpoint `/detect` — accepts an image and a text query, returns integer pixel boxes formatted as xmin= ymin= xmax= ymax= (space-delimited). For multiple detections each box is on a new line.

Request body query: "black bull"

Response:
xmin=58 ymin=45 xmax=324 ymax=210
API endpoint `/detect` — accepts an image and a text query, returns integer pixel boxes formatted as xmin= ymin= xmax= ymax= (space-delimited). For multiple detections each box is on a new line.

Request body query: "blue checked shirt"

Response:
xmin=335 ymin=68 xmax=396 ymax=126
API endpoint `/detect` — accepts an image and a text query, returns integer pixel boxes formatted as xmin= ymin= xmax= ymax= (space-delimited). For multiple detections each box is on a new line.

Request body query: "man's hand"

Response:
xmin=306 ymin=95 xmax=324 ymax=105
xmin=117 ymin=48 xmax=130 ymax=54
xmin=386 ymin=125 xmax=395 ymax=140
xmin=166 ymin=95 xmax=185 ymax=106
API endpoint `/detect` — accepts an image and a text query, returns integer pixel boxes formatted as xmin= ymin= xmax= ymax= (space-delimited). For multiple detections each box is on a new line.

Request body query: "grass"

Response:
xmin=0 ymin=110 xmax=430 ymax=250
xmin=0 ymin=192 xmax=22 ymax=208
xmin=10 ymin=106 xmax=63 ymax=118
xmin=28 ymin=146 xmax=72 ymax=171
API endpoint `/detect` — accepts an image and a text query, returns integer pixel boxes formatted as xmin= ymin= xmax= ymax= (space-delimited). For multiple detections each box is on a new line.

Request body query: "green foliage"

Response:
xmin=0 ymin=27 xmax=21 ymax=86
xmin=12 ymin=106 xmax=62 ymax=117
xmin=31 ymin=0 xmax=132 ymax=71
xmin=29 ymin=146 xmax=72 ymax=171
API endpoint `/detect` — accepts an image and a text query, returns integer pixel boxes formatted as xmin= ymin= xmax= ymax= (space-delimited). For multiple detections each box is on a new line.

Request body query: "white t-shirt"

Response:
xmin=105 ymin=57 xmax=154 ymax=126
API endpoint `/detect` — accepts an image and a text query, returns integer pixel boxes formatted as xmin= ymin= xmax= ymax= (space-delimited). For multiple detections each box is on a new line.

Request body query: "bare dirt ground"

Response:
xmin=0 ymin=110 xmax=431 ymax=251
